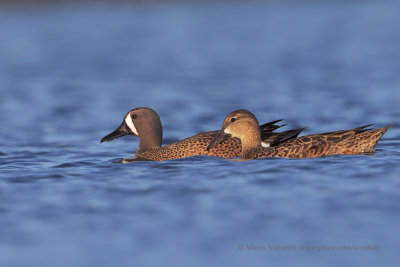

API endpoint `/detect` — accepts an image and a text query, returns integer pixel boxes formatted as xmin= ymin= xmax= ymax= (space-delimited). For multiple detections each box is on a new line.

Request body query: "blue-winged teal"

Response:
xmin=100 ymin=107 xmax=304 ymax=162
xmin=207 ymin=109 xmax=392 ymax=159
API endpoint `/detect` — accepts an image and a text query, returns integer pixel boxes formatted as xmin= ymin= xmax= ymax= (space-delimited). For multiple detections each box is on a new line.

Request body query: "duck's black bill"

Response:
xmin=206 ymin=131 xmax=231 ymax=151
xmin=100 ymin=125 xmax=129 ymax=143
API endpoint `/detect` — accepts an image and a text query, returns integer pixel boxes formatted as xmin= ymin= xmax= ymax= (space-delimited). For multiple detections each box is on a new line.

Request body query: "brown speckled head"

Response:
xmin=207 ymin=109 xmax=262 ymax=155
xmin=101 ymin=107 xmax=162 ymax=152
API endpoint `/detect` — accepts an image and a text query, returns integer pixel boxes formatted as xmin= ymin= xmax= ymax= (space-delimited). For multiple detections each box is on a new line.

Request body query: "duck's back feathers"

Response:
xmin=254 ymin=125 xmax=392 ymax=159
xmin=133 ymin=119 xmax=301 ymax=161
xmin=262 ymin=128 xmax=306 ymax=147
xmin=259 ymin=119 xmax=286 ymax=132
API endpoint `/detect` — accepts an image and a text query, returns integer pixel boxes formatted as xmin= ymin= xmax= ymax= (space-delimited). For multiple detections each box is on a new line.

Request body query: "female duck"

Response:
xmin=207 ymin=109 xmax=391 ymax=159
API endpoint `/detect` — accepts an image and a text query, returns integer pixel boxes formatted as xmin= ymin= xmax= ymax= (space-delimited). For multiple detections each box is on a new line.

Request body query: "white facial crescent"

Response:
xmin=125 ymin=114 xmax=139 ymax=135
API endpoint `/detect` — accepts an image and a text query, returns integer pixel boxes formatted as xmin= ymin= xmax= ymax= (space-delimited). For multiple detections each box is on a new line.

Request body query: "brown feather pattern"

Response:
xmin=101 ymin=108 xmax=302 ymax=162
xmin=129 ymin=126 xmax=303 ymax=162
xmin=245 ymin=125 xmax=392 ymax=159
xmin=207 ymin=109 xmax=392 ymax=160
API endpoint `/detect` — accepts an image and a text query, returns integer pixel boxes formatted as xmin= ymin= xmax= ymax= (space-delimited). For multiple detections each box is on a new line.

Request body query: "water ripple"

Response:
xmin=53 ymin=161 xmax=97 ymax=168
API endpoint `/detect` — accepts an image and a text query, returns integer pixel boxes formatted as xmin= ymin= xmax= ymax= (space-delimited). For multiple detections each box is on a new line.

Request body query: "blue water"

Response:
xmin=1 ymin=1 xmax=400 ymax=266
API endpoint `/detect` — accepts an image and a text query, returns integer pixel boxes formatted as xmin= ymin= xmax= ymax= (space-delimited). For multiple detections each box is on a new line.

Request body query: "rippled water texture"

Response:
xmin=0 ymin=1 xmax=399 ymax=266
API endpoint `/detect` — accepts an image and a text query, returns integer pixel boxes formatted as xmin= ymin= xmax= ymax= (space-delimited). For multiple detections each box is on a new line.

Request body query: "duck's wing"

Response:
xmin=310 ymin=124 xmax=374 ymax=137
xmin=258 ymin=124 xmax=392 ymax=158
xmin=259 ymin=119 xmax=286 ymax=133
xmin=261 ymin=128 xmax=306 ymax=147
xmin=135 ymin=120 xmax=292 ymax=160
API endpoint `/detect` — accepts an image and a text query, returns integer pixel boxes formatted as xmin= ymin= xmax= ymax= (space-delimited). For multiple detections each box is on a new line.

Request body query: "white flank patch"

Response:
xmin=261 ymin=141 xmax=270 ymax=148
xmin=125 ymin=115 xmax=139 ymax=135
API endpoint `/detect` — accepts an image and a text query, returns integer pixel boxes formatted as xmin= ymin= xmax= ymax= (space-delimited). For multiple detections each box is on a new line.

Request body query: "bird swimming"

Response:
xmin=207 ymin=109 xmax=392 ymax=160
xmin=100 ymin=107 xmax=304 ymax=162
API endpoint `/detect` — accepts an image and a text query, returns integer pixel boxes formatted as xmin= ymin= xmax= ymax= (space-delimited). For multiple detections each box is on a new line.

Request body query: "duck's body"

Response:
xmin=133 ymin=130 xmax=240 ymax=161
xmin=101 ymin=107 xmax=304 ymax=162
xmin=242 ymin=125 xmax=391 ymax=159
xmin=132 ymin=128 xmax=303 ymax=161
xmin=207 ymin=109 xmax=391 ymax=160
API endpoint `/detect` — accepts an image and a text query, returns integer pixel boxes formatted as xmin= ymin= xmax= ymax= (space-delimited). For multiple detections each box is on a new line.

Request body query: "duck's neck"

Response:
xmin=137 ymin=129 xmax=162 ymax=152
xmin=241 ymin=128 xmax=262 ymax=158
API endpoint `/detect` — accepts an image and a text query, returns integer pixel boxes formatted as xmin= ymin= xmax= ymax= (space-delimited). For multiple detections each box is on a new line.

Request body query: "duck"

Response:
xmin=206 ymin=109 xmax=392 ymax=159
xmin=100 ymin=107 xmax=305 ymax=162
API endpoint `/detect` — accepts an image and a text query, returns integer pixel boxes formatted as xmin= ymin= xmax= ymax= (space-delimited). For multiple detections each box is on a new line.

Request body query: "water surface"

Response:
xmin=0 ymin=1 xmax=399 ymax=266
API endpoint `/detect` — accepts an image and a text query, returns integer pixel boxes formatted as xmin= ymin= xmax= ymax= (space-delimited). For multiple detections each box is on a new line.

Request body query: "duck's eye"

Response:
xmin=230 ymin=118 xmax=236 ymax=122
xmin=132 ymin=115 xmax=137 ymax=119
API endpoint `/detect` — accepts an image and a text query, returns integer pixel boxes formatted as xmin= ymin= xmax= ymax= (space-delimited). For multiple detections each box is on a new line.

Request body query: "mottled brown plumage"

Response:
xmin=207 ymin=109 xmax=392 ymax=160
xmin=101 ymin=107 xmax=304 ymax=162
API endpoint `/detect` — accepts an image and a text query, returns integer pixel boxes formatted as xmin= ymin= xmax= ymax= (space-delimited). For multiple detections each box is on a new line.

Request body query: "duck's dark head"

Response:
xmin=101 ymin=107 xmax=163 ymax=150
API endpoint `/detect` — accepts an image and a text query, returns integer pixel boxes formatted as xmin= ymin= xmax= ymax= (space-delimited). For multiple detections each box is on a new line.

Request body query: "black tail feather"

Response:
xmin=259 ymin=119 xmax=286 ymax=133
xmin=261 ymin=128 xmax=306 ymax=146
xmin=353 ymin=124 xmax=374 ymax=133
xmin=269 ymin=128 xmax=306 ymax=146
